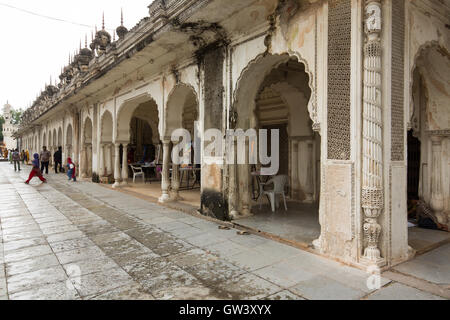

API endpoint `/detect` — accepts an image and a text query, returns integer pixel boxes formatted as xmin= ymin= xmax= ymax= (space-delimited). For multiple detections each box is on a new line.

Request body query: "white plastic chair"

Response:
xmin=130 ymin=165 xmax=145 ymax=183
xmin=259 ymin=175 xmax=288 ymax=212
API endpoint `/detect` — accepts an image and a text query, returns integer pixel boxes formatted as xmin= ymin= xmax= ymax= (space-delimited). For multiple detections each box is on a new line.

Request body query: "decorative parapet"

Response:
xmin=20 ymin=0 xmax=211 ymax=127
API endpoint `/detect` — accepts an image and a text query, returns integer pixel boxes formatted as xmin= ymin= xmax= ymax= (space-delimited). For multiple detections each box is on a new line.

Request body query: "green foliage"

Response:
xmin=11 ymin=109 xmax=22 ymax=125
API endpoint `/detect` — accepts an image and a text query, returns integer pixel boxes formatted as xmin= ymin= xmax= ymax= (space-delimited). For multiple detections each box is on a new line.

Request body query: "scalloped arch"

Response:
xmin=408 ymin=40 xmax=446 ymax=125
xmin=165 ymin=82 xmax=199 ymax=137
xmin=116 ymin=93 xmax=159 ymax=142
xmin=233 ymin=51 xmax=318 ymax=130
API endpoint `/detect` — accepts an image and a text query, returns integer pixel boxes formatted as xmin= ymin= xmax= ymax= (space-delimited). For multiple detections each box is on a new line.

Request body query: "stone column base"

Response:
xmin=112 ymin=181 xmax=121 ymax=189
xmin=158 ymin=193 xmax=171 ymax=203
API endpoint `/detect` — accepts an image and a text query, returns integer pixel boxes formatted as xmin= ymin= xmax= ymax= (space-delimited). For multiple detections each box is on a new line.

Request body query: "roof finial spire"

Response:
xmin=85 ymin=34 xmax=88 ymax=48
xmin=121 ymin=8 xmax=124 ymax=26
xmin=102 ymin=12 xmax=105 ymax=30
xmin=95 ymin=25 xmax=98 ymax=34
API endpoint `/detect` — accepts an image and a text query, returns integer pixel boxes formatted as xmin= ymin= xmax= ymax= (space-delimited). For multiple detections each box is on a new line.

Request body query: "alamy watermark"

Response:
xmin=171 ymin=121 xmax=280 ymax=175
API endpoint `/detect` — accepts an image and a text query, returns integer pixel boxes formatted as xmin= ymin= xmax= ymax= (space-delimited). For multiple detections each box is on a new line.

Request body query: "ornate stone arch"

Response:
xmin=232 ymin=52 xmax=318 ymax=131
xmin=165 ymin=82 xmax=199 ymax=138
xmin=408 ymin=40 xmax=441 ymax=128
xmin=116 ymin=92 xmax=160 ymax=142
xmin=100 ymin=110 xmax=114 ymax=143
xmin=82 ymin=116 xmax=93 ymax=142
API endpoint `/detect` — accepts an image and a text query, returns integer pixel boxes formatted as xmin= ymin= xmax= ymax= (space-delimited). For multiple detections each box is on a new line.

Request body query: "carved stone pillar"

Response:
xmin=81 ymin=145 xmax=88 ymax=178
xmin=87 ymin=143 xmax=92 ymax=177
xmin=361 ymin=0 xmax=385 ymax=267
xmin=121 ymin=144 xmax=128 ymax=186
xmin=99 ymin=143 xmax=105 ymax=177
xmin=291 ymin=139 xmax=300 ymax=199
xmin=430 ymin=135 xmax=444 ymax=216
xmin=228 ymin=138 xmax=239 ymax=218
xmin=112 ymin=143 xmax=121 ymax=188
xmin=106 ymin=144 xmax=113 ymax=176
xmin=158 ymin=140 xmax=171 ymax=203
xmin=170 ymin=141 xmax=181 ymax=200
xmin=241 ymin=139 xmax=250 ymax=216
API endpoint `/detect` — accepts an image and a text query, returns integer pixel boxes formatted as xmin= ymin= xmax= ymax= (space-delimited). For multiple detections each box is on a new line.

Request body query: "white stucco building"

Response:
xmin=14 ymin=0 xmax=450 ymax=270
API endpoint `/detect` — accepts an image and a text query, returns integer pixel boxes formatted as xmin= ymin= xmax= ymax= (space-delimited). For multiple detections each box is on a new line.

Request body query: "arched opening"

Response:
xmin=407 ymin=45 xmax=450 ymax=252
xmin=165 ymin=84 xmax=200 ymax=206
xmin=82 ymin=118 xmax=93 ymax=177
xmin=115 ymin=94 xmax=160 ymax=189
xmin=231 ymin=54 xmax=321 ymax=246
xmin=99 ymin=110 xmax=114 ymax=178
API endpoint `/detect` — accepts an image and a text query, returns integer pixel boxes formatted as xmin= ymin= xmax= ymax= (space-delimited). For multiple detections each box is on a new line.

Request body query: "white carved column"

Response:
xmin=430 ymin=135 xmax=444 ymax=222
xmin=99 ymin=143 xmax=105 ymax=177
xmin=241 ymin=139 xmax=250 ymax=216
xmin=106 ymin=144 xmax=113 ymax=176
xmin=112 ymin=143 xmax=121 ymax=188
xmin=81 ymin=144 xmax=87 ymax=178
xmin=228 ymin=138 xmax=239 ymax=218
xmin=361 ymin=0 xmax=385 ymax=266
xmin=170 ymin=141 xmax=181 ymax=200
xmin=87 ymin=143 xmax=92 ymax=177
xmin=158 ymin=140 xmax=171 ymax=202
xmin=121 ymin=144 xmax=128 ymax=185
xmin=291 ymin=139 xmax=300 ymax=199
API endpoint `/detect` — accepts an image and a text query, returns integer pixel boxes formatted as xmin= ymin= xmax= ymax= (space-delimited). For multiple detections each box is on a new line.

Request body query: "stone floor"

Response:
xmin=235 ymin=202 xmax=321 ymax=244
xmin=0 ymin=162 xmax=448 ymax=300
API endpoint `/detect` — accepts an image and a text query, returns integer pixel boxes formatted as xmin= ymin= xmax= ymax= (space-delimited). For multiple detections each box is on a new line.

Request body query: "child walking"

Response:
xmin=25 ymin=153 xmax=46 ymax=184
xmin=67 ymin=157 xmax=76 ymax=182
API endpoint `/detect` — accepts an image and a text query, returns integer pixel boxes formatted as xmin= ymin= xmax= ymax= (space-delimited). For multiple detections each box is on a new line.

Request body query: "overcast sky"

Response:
xmin=0 ymin=0 xmax=153 ymax=111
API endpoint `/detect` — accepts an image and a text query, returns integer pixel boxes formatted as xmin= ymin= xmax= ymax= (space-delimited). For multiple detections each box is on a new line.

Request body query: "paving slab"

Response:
xmin=266 ymin=290 xmax=305 ymax=300
xmin=4 ymin=244 xmax=53 ymax=263
xmin=55 ymin=246 xmax=107 ymax=265
xmin=9 ymin=280 xmax=80 ymax=300
xmin=290 ymin=275 xmax=367 ymax=300
xmin=6 ymin=254 xmax=60 ymax=277
xmin=70 ymin=267 xmax=135 ymax=297
xmin=368 ymin=283 xmax=445 ymax=300
xmin=48 ymin=237 xmax=95 ymax=253
xmin=3 ymin=237 xmax=47 ymax=252
xmin=7 ymin=265 xmax=68 ymax=294
xmin=86 ymin=282 xmax=154 ymax=300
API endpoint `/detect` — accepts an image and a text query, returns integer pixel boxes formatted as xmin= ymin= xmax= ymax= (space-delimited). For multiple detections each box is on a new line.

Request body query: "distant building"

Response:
xmin=2 ymin=102 xmax=18 ymax=150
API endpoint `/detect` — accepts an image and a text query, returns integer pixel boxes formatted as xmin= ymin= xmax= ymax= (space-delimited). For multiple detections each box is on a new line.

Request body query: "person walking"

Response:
xmin=21 ymin=150 xmax=26 ymax=164
xmin=66 ymin=157 xmax=76 ymax=182
xmin=26 ymin=149 xmax=30 ymax=164
xmin=25 ymin=153 xmax=46 ymax=184
xmin=40 ymin=146 xmax=51 ymax=175
xmin=54 ymin=146 xmax=62 ymax=173
xmin=12 ymin=149 xmax=21 ymax=171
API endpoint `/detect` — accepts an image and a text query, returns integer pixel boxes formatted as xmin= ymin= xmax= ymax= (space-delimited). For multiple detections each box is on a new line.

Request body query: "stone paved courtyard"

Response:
xmin=0 ymin=162 xmax=448 ymax=300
